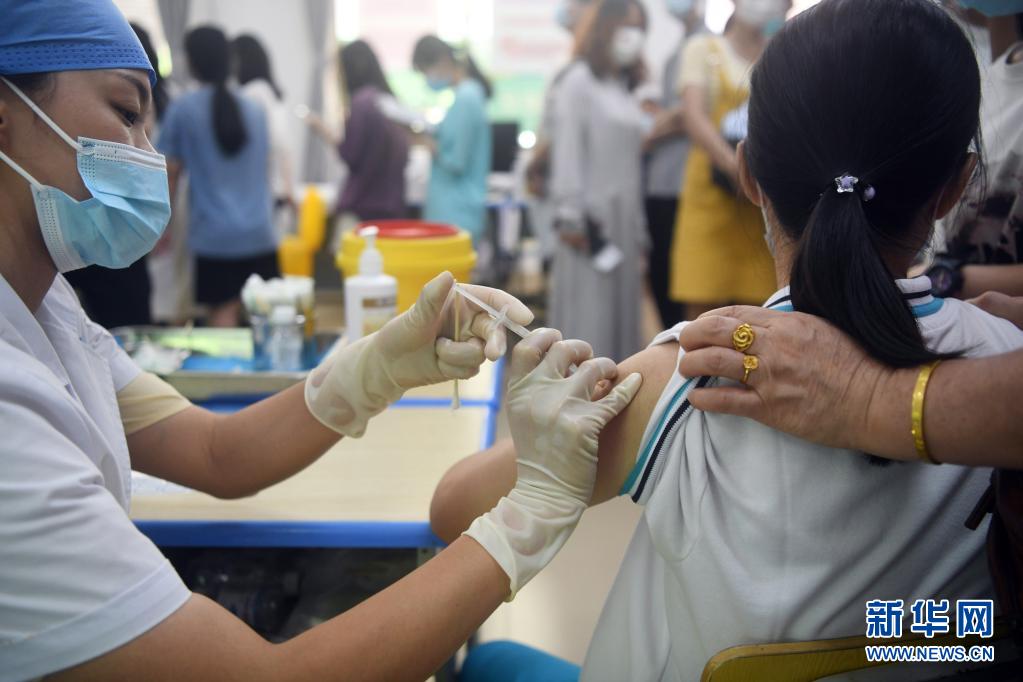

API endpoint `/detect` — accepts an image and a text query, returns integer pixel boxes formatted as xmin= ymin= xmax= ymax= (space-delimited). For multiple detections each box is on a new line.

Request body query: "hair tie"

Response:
xmin=833 ymin=174 xmax=876 ymax=202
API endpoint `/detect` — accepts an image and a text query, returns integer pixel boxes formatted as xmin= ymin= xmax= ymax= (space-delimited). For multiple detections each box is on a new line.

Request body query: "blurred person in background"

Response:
xmin=333 ymin=39 xmax=410 ymax=229
xmin=548 ymin=0 xmax=650 ymax=361
xmin=158 ymin=26 xmax=278 ymax=328
xmin=669 ymin=0 xmax=791 ymax=320
xmin=232 ymin=34 xmax=296 ymax=235
xmin=131 ymin=24 xmax=191 ymax=327
xmin=411 ymin=36 xmax=492 ymax=244
xmin=62 ymin=23 xmax=167 ymax=329
xmin=641 ymin=0 xmax=707 ymax=329
xmin=927 ymin=2 xmax=1023 ymax=301
xmin=524 ymin=0 xmax=595 ymax=261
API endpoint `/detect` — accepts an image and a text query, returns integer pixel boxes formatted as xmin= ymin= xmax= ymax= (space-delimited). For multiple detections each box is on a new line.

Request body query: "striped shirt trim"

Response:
xmin=765 ymin=289 xmax=944 ymax=317
xmin=621 ymin=376 xmax=710 ymax=503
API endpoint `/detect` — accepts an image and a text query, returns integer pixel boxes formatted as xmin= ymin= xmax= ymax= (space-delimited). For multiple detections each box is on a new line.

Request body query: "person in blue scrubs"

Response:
xmin=412 ymin=36 xmax=492 ymax=243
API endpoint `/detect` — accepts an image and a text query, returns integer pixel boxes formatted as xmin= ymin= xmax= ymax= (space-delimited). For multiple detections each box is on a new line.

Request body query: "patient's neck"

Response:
xmin=770 ymin=241 xmax=915 ymax=292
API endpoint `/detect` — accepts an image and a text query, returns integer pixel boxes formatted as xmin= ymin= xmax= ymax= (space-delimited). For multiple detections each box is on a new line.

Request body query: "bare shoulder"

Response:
xmin=592 ymin=342 xmax=681 ymax=505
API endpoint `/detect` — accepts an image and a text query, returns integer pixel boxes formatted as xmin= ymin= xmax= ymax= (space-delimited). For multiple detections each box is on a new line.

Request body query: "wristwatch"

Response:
xmin=926 ymin=256 xmax=965 ymax=298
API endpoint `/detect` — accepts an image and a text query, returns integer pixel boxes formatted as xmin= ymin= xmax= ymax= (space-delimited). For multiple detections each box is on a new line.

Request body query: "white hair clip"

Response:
xmin=834 ymin=174 xmax=876 ymax=202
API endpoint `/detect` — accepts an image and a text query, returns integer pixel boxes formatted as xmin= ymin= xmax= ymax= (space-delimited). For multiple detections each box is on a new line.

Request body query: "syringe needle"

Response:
xmin=454 ymin=284 xmax=532 ymax=339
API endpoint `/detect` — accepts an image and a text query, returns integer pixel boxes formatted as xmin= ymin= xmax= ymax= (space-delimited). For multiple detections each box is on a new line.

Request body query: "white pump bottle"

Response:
xmin=344 ymin=226 xmax=398 ymax=343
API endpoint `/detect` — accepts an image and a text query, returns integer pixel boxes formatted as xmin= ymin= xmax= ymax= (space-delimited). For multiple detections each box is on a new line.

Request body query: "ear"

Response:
xmin=933 ymin=152 xmax=978 ymax=220
xmin=736 ymin=140 xmax=764 ymax=207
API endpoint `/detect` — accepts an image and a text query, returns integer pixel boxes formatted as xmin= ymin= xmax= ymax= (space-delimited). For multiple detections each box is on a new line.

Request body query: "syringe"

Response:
xmin=454 ymin=283 xmax=578 ymax=374
xmin=454 ymin=284 xmax=532 ymax=340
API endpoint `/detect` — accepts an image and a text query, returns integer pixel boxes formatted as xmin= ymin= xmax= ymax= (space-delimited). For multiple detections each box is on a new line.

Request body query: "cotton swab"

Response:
xmin=453 ymin=280 xmax=461 ymax=410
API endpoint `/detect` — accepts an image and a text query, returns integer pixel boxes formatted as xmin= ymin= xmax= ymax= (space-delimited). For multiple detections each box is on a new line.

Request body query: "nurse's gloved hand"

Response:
xmin=304 ymin=272 xmax=532 ymax=438
xmin=464 ymin=329 xmax=643 ymax=599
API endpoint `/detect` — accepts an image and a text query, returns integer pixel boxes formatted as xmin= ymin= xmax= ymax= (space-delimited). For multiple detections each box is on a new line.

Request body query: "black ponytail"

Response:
xmin=185 ymin=26 xmax=248 ymax=156
xmin=745 ymin=0 xmax=981 ymax=370
xmin=461 ymin=52 xmax=492 ymax=100
xmin=210 ymin=82 xmax=247 ymax=156
xmin=790 ymin=187 xmax=944 ymax=368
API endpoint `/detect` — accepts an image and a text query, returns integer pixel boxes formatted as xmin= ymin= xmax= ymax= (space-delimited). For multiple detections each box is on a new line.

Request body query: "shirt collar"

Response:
xmin=764 ymin=276 xmax=941 ymax=316
xmin=0 ymin=274 xmax=74 ymax=388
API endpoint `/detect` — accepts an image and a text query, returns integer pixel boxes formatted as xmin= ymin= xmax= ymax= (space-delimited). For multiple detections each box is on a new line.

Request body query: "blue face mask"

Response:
xmin=426 ymin=75 xmax=452 ymax=92
xmin=556 ymin=1 xmax=575 ymax=30
xmin=0 ymin=77 xmax=170 ymax=273
xmin=763 ymin=16 xmax=785 ymax=37
xmin=957 ymin=0 xmax=1023 ymax=17
xmin=666 ymin=0 xmax=694 ymax=18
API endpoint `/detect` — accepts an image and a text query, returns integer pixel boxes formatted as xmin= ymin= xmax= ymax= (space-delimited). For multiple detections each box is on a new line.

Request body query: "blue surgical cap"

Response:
xmin=0 ymin=0 xmax=156 ymax=86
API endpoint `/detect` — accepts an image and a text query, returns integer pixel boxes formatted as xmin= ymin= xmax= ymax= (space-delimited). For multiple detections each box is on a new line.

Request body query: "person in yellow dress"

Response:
xmin=670 ymin=0 xmax=790 ymax=318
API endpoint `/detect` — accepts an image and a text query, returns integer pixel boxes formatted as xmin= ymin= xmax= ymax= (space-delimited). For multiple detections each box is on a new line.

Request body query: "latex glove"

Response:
xmin=464 ymin=329 xmax=643 ymax=598
xmin=305 ymin=271 xmax=533 ymax=437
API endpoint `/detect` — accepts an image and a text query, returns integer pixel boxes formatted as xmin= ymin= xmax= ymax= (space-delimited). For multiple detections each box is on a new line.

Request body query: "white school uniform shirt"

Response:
xmin=581 ymin=277 xmax=1023 ymax=682
xmin=240 ymin=79 xmax=294 ymax=199
xmin=0 ymin=274 xmax=190 ymax=682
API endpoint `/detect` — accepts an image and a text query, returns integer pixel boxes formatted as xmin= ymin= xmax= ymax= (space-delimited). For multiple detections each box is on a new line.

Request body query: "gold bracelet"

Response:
xmin=911 ymin=360 xmax=942 ymax=465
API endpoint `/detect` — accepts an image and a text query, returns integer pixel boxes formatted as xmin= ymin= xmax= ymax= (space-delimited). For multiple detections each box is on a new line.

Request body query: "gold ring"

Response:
xmin=732 ymin=323 xmax=755 ymax=353
xmin=741 ymin=354 xmax=759 ymax=384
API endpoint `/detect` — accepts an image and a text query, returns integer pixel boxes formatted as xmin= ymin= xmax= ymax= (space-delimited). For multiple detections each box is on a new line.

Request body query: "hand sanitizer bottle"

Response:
xmin=344 ymin=226 xmax=397 ymax=343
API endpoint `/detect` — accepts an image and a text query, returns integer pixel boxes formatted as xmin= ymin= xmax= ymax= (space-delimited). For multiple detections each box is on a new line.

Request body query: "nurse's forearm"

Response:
xmin=51 ymin=536 xmax=510 ymax=681
xmin=209 ymin=382 xmax=341 ymax=497
xmin=860 ymin=351 xmax=1023 ymax=468
xmin=281 ymin=536 xmax=507 ymax=680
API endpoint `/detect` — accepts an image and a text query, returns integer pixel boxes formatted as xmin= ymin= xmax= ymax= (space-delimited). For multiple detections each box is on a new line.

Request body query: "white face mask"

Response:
xmin=760 ymin=203 xmax=777 ymax=257
xmin=611 ymin=27 xmax=645 ymax=67
xmin=734 ymin=0 xmax=788 ymax=27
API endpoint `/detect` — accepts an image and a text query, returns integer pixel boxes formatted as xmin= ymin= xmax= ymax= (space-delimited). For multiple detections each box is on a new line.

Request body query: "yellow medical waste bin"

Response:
xmin=337 ymin=221 xmax=477 ymax=312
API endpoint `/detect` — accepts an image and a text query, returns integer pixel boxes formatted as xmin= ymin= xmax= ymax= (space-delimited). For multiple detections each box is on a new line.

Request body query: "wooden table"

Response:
xmin=133 ymin=403 xmax=497 ymax=549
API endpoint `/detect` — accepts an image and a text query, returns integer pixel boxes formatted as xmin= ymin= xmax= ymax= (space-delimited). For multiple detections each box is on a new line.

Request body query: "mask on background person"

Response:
xmin=956 ymin=0 xmax=1023 ymax=16
xmin=666 ymin=0 xmax=694 ymax=19
xmin=760 ymin=204 xmax=777 ymax=257
xmin=556 ymin=1 xmax=577 ymax=30
xmin=0 ymin=77 xmax=170 ymax=273
xmin=425 ymin=75 xmax=452 ymax=92
xmin=734 ymin=0 xmax=788 ymax=29
xmin=611 ymin=26 xmax=646 ymax=67
xmin=762 ymin=16 xmax=785 ymax=36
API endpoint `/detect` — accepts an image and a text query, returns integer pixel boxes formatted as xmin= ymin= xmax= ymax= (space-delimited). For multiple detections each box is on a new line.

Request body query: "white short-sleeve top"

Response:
xmin=583 ymin=277 xmax=1023 ymax=682
xmin=0 ymin=274 xmax=189 ymax=682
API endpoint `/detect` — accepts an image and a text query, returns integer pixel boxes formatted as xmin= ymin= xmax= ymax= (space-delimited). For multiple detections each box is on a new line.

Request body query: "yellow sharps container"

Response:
xmin=337 ymin=221 xmax=477 ymax=312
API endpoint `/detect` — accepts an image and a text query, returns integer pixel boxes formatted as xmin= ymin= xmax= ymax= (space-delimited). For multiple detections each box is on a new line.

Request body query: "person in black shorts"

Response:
xmin=157 ymin=26 xmax=279 ymax=326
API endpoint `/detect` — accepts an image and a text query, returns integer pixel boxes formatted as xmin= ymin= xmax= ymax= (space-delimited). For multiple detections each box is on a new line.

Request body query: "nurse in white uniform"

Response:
xmin=0 ymin=2 xmax=642 ymax=680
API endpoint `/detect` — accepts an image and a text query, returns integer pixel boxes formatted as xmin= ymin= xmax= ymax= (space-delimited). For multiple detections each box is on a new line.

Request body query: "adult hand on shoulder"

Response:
xmin=464 ymin=329 xmax=642 ymax=598
xmin=968 ymin=292 xmax=1023 ymax=330
xmin=675 ymin=306 xmax=891 ymax=452
xmin=305 ymin=272 xmax=532 ymax=437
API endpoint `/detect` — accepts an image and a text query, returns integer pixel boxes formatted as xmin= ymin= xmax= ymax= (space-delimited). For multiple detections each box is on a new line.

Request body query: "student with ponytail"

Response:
xmin=431 ymin=1 xmax=1023 ymax=679
xmin=158 ymin=25 xmax=277 ymax=327
xmin=411 ymin=35 xmax=492 ymax=243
